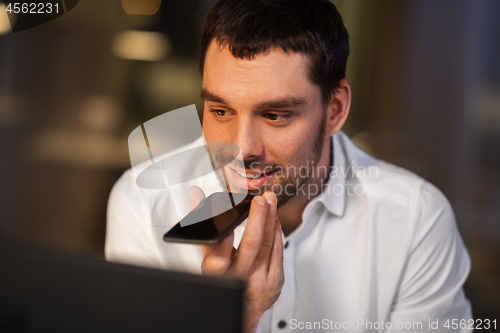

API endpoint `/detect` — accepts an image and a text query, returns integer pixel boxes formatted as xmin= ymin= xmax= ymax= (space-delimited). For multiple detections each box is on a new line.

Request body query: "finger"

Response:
xmin=201 ymin=231 xmax=235 ymax=275
xmin=268 ymin=215 xmax=284 ymax=284
xmin=253 ymin=191 xmax=278 ymax=270
xmin=188 ymin=186 xmax=205 ymax=210
xmin=200 ymin=244 xmax=211 ymax=257
xmin=231 ymin=195 xmax=268 ymax=276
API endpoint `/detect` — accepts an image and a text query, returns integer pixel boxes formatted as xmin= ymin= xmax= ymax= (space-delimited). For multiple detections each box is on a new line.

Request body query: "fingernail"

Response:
xmin=255 ymin=196 xmax=266 ymax=206
xmin=265 ymin=192 xmax=277 ymax=205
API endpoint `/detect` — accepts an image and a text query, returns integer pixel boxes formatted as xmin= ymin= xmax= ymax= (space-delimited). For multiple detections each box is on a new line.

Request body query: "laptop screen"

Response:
xmin=0 ymin=241 xmax=244 ymax=333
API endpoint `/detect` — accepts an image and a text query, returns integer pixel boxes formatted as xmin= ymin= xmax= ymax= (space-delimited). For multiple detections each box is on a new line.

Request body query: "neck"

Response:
xmin=277 ymin=137 xmax=332 ymax=236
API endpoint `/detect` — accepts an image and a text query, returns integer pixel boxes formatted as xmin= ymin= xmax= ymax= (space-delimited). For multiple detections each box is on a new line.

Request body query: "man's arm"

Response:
xmin=388 ymin=181 xmax=472 ymax=332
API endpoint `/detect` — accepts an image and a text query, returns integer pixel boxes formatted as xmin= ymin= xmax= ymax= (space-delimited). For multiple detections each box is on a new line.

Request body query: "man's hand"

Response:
xmin=187 ymin=187 xmax=284 ymax=333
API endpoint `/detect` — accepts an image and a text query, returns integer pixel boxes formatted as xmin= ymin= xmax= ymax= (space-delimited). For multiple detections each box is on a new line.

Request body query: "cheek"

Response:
xmin=202 ymin=112 xmax=225 ymax=142
xmin=262 ymin=111 xmax=323 ymax=164
xmin=261 ymin=126 xmax=310 ymax=163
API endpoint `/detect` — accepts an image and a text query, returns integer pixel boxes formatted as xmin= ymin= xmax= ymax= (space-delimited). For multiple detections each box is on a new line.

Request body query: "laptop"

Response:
xmin=0 ymin=240 xmax=244 ymax=333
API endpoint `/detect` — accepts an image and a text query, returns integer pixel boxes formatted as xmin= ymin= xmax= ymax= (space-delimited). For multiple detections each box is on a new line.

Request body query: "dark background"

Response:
xmin=0 ymin=0 xmax=498 ymax=322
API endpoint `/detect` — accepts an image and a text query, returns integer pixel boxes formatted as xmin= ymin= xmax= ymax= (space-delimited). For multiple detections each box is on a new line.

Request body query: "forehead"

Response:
xmin=202 ymin=41 xmax=319 ymax=103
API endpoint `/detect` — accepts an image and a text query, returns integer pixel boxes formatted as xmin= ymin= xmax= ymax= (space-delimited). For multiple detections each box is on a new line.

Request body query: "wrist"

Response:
xmin=242 ymin=303 xmax=266 ymax=333
xmin=242 ymin=315 xmax=260 ymax=333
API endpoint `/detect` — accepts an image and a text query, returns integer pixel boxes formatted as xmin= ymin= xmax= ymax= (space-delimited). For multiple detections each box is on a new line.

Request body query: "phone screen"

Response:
xmin=163 ymin=192 xmax=255 ymax=244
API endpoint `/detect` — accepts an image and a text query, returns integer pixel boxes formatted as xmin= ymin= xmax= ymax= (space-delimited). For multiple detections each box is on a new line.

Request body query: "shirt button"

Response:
xmin=278 ymin=320 xmax=287 ymax=329
xmin=284 ymin=241 xmax=289 ymax=249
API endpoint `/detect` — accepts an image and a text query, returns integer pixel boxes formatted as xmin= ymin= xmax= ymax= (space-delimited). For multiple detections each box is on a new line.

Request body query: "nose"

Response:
xmin=233 ymin=116 xmax=264 ymax=163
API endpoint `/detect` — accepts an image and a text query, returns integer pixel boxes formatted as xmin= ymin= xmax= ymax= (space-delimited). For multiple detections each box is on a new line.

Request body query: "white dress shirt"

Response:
xmin=105 ymin=131 xmax=472 ymax=332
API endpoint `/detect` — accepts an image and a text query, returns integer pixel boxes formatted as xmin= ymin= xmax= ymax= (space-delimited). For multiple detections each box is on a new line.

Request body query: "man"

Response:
xmin=106 ymin=0 xmax=472 ymax=332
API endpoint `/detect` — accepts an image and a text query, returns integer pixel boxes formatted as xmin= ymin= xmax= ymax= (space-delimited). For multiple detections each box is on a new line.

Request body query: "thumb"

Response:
xmin=187 ymin=186 xmax=205 ymax=211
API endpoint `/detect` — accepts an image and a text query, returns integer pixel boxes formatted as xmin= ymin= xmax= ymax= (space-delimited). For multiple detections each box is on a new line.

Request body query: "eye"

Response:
xmin=210 ymin=109 xmax=228 ymax=116
xmin=264 ymin=113 xmax=286 ymax=121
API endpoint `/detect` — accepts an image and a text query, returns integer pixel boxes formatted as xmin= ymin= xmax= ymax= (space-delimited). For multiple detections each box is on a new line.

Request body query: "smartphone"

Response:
xmin=163 ymin=192 xmax=255 ymax=245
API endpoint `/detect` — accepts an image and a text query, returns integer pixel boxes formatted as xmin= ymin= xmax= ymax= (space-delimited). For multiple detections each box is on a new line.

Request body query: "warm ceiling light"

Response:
xmin=112 ymin=30 xmax=170 ymax=61
xmin=122 ymin=0 xmax=162 ymax=15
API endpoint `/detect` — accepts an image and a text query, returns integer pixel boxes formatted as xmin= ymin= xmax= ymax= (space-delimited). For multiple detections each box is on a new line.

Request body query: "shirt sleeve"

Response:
xmin=388 ymin=181 xmax=472 ymax=332
xmin=104 ymin=170 xmax=163 ymax=268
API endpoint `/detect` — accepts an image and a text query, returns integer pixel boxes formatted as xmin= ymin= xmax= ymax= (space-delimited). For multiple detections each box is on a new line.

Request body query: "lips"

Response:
xmin=234 ymin=169 xmax=262 ymax=179
xmin=228 ymin=167 xmax=275 ymax=190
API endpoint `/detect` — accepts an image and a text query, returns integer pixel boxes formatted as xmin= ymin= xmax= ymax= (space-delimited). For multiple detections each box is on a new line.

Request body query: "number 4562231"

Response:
xmin=444 ymin=319 xmax=496 ymax=330
xmin=5 ymin=2 xmax=59 ymax=14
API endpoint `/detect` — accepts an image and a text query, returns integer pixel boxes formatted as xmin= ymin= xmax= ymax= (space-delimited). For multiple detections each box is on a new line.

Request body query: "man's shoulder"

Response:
xmin=336 ymin=131 xmax=445 ymax=210
xmin=111 ymin=167 xmax=168 ymax=204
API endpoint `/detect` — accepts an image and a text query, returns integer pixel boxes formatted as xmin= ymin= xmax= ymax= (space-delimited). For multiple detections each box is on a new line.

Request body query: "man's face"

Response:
xmin=201 ymin=42 xmax=327 ymax=206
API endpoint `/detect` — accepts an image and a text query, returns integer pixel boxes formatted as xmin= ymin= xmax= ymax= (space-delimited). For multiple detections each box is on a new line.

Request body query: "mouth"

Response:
xmin=233 ymin=169 xmax=265 ymax=179
xmin=227 ymin=167 xmax=276 ymax=190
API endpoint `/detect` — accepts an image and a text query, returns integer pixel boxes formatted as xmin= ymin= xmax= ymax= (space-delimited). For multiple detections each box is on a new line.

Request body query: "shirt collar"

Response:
xmin=314 ymin=131 xmax=347 ymax=217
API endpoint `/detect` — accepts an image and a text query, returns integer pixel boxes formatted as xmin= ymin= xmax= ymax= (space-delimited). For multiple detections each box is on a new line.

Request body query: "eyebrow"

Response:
xmin=200 ymin=89 xmax=227 ymax=104
xmin=255 ymin=96 xmax=307 ymax=110
xmin=200 ymin=88 xmax=307 ymax=110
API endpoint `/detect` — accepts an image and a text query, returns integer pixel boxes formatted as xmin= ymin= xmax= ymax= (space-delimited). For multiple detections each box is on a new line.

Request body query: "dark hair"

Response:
xmin=199 ymin=0 xmax=349 ymax=106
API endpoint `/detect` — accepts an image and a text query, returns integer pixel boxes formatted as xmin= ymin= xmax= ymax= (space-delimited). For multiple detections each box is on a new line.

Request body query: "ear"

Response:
xmin=324 ymin=79 xmax=351 ymax=137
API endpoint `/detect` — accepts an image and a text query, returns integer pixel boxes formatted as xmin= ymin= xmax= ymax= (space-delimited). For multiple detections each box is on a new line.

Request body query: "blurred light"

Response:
xmin=122 ymin=0 xmax=161 ymax=15
xmin=112 ymin=30 xmax=170 ymax=61
xmin=30 ymin=130 xmax=129 ymax=168
xmin=0 ymin=4 xmax=13 ymax=35
xmin=79 ymin=96 xmax=121 ymax=134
